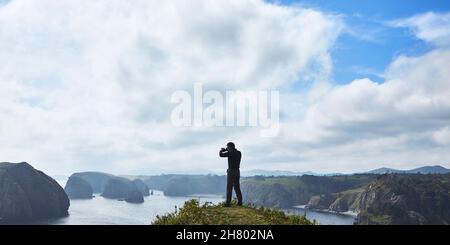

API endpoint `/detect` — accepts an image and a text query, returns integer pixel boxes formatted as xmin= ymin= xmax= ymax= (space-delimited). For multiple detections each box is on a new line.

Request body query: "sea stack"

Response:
xmin=0 ymin=162 xmax=70 ymax=224
xmin=126 ymin=190 xmax=145 ymax=203
xmin=64 ymin=176 xmax=94 ymax=199
xmin=132 ymin=179 xmax=150 ymax=196
xmin=70 ymin=171 xmax=115 ymax=193
xmin=101 ymin=177 xmax=144 ymax=203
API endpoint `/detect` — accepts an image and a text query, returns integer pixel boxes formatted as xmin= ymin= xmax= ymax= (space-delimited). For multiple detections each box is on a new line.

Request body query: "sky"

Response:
xmin=278 ymin=0 xmax=450 ymax=84
xmin=1 ymin=0 xmax=450 ymax=175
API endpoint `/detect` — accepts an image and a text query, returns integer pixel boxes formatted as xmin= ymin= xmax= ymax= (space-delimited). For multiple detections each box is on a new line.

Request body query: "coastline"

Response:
xmin=292 ymin=205 xmax=358 ymax=217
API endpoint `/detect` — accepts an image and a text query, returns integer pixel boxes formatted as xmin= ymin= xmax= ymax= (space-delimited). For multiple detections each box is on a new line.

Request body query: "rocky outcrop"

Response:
xmin=101 ymin=177 xmax=144 ymax=203
xmin=306 ymin=193 xmax=340 ymax=210
xmin=242 ymin=182 xmax=296 ymax=208
xmin=102 ymin=177 xmax=135 ymax=198
xmin=132 ymin=179 xmax=149 ymax=196
xmin=125 ymin=190 xmax=145 ymax=203
xmin=305 ymin=174 xmax=450 ymax=225
xmin=355 ymin=174 xmax=450 ymax=225
xmin=241 ymin=175 xmax=377 ymax=208
xmin=71 ymin=172 xmax=115 ymax=193
xmin=0 ymin=162 xmax=70 ymax=224
xmin=306 ymin=188 xmax=363 ymax=213
xmin=329 ymin=189 xmax=362 ymax=212
xmin=68 ymin=172 xmax=147 ymax=203
xmin=64 ymin=176 xmax=93 ymax=199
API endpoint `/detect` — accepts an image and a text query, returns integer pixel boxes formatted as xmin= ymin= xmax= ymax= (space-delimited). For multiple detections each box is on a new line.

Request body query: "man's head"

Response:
xmin=226 ymin=142 xmax=235 ymax=151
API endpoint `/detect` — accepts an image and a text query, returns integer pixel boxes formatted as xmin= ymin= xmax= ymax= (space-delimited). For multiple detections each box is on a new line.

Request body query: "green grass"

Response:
xmin=153 ymin=199 xmax=315 ymax=225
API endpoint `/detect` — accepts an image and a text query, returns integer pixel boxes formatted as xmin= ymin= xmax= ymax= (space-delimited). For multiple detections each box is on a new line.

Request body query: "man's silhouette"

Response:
xmin=219 ymin=142 xmax=243 ymax=206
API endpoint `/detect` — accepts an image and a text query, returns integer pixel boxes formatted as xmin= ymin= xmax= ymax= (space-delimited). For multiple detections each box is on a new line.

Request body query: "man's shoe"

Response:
xmin=237 ymin=203 xmax=243 ymax=206
xmin=224 ymin=203 xmax=231 ymax=207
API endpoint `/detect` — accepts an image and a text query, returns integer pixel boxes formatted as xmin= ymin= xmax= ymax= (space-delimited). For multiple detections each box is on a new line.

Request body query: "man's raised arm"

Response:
xmin=219 ymin=148 xmax=229 ymax=157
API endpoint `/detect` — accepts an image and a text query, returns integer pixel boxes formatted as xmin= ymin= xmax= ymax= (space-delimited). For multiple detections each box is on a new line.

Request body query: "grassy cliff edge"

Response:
xmin=153 ymin=199 xmax=315 ymax=225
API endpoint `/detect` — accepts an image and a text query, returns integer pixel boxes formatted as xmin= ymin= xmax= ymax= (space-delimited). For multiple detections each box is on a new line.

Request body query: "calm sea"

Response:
xmin=28 ymin=192 xmax=355 ymax=225
xmin=36 ymin=177 xmax=356 ymax=225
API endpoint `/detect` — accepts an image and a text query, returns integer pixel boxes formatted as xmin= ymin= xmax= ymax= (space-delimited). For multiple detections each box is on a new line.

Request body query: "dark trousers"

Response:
xmin=226 ymin=168 xmax=242 ymax=205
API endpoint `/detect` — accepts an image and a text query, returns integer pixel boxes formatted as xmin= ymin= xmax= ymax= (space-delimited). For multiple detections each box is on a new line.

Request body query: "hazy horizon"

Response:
xmin=1 ymin=0 xmax=450 ymax=176
xmin=43 ymin=164 xmax=449 ymax=177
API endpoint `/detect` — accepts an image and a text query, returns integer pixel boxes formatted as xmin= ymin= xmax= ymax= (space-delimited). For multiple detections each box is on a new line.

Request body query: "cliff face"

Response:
xmin=241 ymin=175 xmax=376 ymax=208
xmin=307 ymin=193 xmax=340 ymax=210
xmin=241 ymin=182 xmax=296 ymax=208
xmin=355 ymin=174 xmax=450 ymax=225
xmin=64 ymin=176 xmax=93 ymax=199
xmin=0 ymin=162 xmax=70 ymax=224
xmin=101 ymin=177 xmax=144 ymax=203
xmin=241 ymin=173 xmax=450 ymax=225
xmin=306 ymin=188 xmax=363 ymax=213
xmin=125 ymin=190 xmax=145 ymax=203
xmin=329 ymin=189 xmax=362 ymax=212
xmin=132 ymin=179 xmax=150 ymax=196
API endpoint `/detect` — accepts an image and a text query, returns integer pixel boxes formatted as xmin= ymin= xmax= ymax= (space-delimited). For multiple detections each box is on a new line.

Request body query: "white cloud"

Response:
xmin=433 ymin=127 xmax=450 ymax=146
xmin=391 ymin=12 xmax=450 ymax=47
xmin=260 ymin=12 xmax=450 ymax=173
xmin=0 ymin=0 xmax=342 ymax=174
xmin=1 ymin=2 xmax=449 ymax=175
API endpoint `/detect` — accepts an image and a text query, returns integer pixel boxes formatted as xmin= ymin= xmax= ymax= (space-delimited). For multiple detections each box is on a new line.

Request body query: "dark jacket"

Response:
xmin=219 ymin=149 xmax=242 ymax=169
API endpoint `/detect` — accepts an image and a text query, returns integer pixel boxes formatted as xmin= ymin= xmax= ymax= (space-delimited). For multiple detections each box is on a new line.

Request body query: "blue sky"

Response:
xmin=275 ymin=0 xmax=450 ymax=84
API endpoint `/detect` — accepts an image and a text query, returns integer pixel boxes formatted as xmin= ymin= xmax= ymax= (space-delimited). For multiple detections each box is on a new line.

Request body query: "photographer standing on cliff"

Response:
xmin=219 ymin=142 xmax=243 ymax=207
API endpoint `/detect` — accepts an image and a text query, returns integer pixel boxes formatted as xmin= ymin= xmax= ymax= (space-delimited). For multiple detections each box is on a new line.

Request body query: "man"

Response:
xmin=219 ymin=142 xmax=242 ymax=206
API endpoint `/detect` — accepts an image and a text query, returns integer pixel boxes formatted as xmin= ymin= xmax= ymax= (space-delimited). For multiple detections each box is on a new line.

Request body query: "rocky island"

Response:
xmin=66 ymin=172 xmax=149 ymax=203
xmin=125 ymin=190 xmax=145 ymax=203
xmin=0 ymin=162 xmax=69 ymax=224
xmin=101 ymin=177 xmax=145 ymax=203
xmin=132 ymin=179 xmax=150 ymax=196
xmin=64 ymin=176 xmax=94 ymax=199
xmin=70 ymin=171 xmax=115 ymax=193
